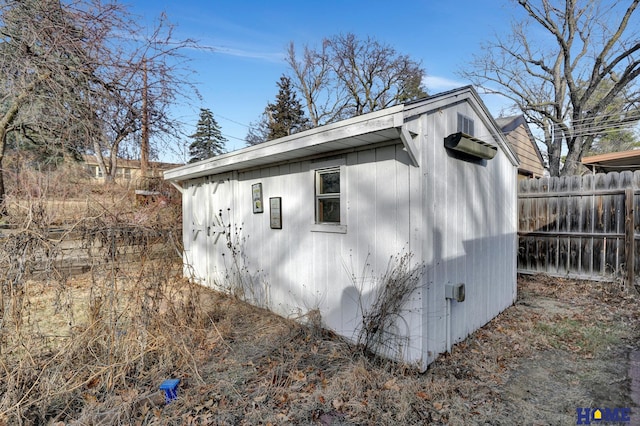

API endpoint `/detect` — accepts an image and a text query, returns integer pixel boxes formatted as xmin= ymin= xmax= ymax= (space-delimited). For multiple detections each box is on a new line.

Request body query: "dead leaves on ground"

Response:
xmin=13 ymin=274 xmax=639 ymax=425
xmin=236 ymin=277 xmax=633 ymax=423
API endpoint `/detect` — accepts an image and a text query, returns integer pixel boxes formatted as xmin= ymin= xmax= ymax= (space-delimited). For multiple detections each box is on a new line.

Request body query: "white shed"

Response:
xmin=165 ymin=86 xmax=519 ymax=370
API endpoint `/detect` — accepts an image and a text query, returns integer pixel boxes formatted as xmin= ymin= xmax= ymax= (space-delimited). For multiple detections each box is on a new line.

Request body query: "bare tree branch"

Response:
xmin=287 ymin=33 xmax=426 ymax=126
xmin=462 ymin=0 xmax=640 ymax=176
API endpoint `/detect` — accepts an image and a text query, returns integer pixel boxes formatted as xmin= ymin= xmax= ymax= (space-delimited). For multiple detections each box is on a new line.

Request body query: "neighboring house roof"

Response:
xmin=496 ymin=115 xmax=546 ymax=178
xmin=82 ymin=154 xmax=182 ymax=171
xmin=581 ymin=149 xmax=640 ymax=172
xmin=165 ymin=86 xmax=519 ymax=183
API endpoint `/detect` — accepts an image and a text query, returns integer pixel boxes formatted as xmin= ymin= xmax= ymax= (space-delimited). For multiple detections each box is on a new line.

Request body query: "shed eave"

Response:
xmin=164 ymin=105 xmax=405 ymax=182
xmin=404 ymin=86 xmax=520 ymax=167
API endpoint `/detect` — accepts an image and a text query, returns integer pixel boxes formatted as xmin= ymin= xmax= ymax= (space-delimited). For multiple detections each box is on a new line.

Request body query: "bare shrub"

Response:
xmin=4 ymin=161 xmax=98 ymax=225
xmin=0 ymin=182 xmax=209 ymax=424
xmin=348 ymin=252 xmax=424 ymax=357
xmin=218 ymin=209 xmax=267 ymax=306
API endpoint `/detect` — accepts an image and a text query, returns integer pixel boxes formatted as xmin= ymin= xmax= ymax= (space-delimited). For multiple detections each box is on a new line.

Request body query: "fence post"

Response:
xmin=625 ymin=188 xmax=635 ymax=287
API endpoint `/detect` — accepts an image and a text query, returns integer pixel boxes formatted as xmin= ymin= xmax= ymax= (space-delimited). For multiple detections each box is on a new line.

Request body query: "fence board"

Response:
xmin=518 ymin=171 xmax=640 ymax=284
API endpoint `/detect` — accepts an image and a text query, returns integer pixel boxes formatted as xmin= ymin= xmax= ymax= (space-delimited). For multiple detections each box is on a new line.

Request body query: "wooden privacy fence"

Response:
xmin=518 ymin=170 xmax=640 ymax=284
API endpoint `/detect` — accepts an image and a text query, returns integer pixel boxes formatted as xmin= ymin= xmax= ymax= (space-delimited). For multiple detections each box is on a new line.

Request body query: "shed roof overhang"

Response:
xmin=165 ymin=86 xmax=518 ymax=186
xmin=582 ymin=149 xmax=640 ymax=172
xmin=164 ymin=105 xmax=406 ymax=183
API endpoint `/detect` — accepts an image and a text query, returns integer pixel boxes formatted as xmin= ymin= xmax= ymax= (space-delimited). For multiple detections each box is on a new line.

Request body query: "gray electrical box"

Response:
xmin=445 ymin=283 xmax=465 ymax=302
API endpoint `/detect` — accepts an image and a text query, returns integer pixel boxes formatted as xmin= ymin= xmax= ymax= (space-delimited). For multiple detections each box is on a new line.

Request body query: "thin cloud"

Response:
xmin=210 ymin=45 xmax=284 ymax=62
xmin=423 ymin=75 xmax=466 ymax=91
xmin=187 ymin=42 xmax=285 ymax=63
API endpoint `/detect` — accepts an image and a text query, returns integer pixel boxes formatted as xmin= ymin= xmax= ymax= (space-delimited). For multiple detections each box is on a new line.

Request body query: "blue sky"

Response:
xmin=127 ymin=1 xmax=524 ymax=160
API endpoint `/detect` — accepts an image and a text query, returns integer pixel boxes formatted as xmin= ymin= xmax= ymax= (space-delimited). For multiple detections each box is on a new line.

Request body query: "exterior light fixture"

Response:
xmin=444 ymin=132 xmax=497 ymax=160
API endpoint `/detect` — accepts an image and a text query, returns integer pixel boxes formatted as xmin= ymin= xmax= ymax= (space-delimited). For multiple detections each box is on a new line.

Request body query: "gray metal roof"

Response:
xmin=164 ymin=86 xmax=518 ymax=183
xmin=164 ymin=105 xmax=404 ymax=182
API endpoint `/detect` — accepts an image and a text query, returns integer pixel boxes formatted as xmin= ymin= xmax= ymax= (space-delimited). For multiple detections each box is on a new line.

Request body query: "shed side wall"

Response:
xmin=185 ymin=142 xmax=424 ymax=364
xmin=421 ymin=103 xmax=518 ymax=367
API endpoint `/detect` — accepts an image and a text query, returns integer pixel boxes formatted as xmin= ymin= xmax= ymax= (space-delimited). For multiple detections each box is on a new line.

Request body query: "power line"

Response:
xmin=221 ymin=132 xmax=247 ymax=142
xmin=481 ymin=115 xmax=639 ymax=144
xmin=214 ymin=113 xmax=251 ymax=129
xmin=176 ymin=111 xmax=251 ymax=144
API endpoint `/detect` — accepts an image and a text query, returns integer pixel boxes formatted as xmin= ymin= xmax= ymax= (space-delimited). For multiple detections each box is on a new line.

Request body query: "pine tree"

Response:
xmin=188 ymin=108 xmax=227 ymax=163
xmin=245 ymin=76 xmax=310 ymax=146
xmin=267 ymin=76 xmax=309 ymax=140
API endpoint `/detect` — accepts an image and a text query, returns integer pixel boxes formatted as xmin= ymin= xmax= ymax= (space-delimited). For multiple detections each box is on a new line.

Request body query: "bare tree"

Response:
xmin=86 ymin=12 xmax=198 ymax=182
xmin=286 ymin=34 xmax=427 ymax=127
xmin=286 ymin=41 xmax=345 ymax=127
xmin=0 ymin=0 xmax=199 ymax=215
xmin=583 ymin=78 xmax=640 ymax=154
xmin=461 ymin=0 xmax=640 ymax=176
xmin=0 ymin=0 xmax=117 ymax=214
xmin=245 ymin=109 xmax=271 ymax=146
xmin=329 ymin=34 xmax=427 ymax=117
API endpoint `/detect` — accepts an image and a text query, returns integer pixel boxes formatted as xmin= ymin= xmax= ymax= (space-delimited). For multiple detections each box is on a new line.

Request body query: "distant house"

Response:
xmin=165 ymin=86 xmax=519 ymax=370
xmin=582 ymin=149 xmax=640 ymax=173
xmin=496 ymin=115 xmax=546 ymax=179
xmin=82 ymin=155 xmax=182 ymax=183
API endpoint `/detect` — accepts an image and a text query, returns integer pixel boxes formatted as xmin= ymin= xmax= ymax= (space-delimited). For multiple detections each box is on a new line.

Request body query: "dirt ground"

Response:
xmin=2 ymin=272 xmax=638 ymax=425
xmin=156 ymin=274 xmax=640 ymax=425
xmin=494 ymin=277 xmax=638 ymax=425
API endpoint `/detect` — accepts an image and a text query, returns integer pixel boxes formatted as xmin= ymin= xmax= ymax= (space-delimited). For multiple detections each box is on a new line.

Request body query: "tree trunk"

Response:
xmin=0 ymin=129 xmax=7 ymax=217
xmin=0 ymin=74 xmax=51 ymax=215
xmin=0 ymin=156 xmax=6 ymax=217
xmin=561 ymin=152 xmax=580 ymax=176
xmin=546 ymin=128 xmax=561 ymax=177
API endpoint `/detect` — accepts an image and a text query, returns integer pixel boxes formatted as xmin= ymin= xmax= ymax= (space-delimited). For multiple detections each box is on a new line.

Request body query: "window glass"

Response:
xmin=316 ymin=168 xmax=341 ymax=223
xmin=319 ymin=171 xmax=339 ymax=194
xmin=318 ymin=198 xmax=340 ymax=223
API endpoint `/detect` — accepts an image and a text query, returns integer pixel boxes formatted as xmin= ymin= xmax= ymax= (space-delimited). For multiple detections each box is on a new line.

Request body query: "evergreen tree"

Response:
xmin=588 ymin=128 xmax=640 ymax=155
xmin=188 ymin=108 xmax=227 ymax=163
xmin=246 ymin=76 xmax=309 ymax=146
xmin=267 ymin=76 xmax=309 ymax=140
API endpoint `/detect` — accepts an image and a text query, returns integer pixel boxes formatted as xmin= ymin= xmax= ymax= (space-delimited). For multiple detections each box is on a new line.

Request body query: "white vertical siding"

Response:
xmin=186 ymin=142 xmax=423 ymax=361
xmin=180 ymin=94 xmax=517 ymax=369
xmin=420 ymin=103 xmax=517 ymax=368
xmin=182 ymin=174 xmax=236 ymax=287
xmin=183 ymin=177 xmax=210 ymax=284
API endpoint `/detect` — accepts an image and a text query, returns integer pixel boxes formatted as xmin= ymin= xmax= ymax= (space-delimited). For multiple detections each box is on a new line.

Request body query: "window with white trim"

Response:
xmin=315 ymin=168 xmax=340 ymax=223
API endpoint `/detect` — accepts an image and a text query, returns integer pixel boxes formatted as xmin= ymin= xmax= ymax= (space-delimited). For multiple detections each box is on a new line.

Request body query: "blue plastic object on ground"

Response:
xmin=159 ymin=378 xmax=180 ymax=403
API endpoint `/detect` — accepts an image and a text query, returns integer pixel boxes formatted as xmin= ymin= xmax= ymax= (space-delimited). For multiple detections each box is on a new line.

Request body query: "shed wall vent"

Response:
xmin=444 ymin=132 xmax=497 ymax=160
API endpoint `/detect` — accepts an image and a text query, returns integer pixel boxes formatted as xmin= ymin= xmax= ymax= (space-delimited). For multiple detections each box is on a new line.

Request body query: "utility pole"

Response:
xmin=140 ymin=58 xmax=149 ymax=178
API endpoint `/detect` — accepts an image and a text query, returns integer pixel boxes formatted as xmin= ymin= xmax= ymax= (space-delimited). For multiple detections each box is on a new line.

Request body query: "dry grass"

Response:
xmin=0 ymin=168 xmax=188 ymax=425
xmin=2 ymin=264 xmax=638 ymax=425
xmin=3 ymin=161 xmax=180 ymax=227
xmin=161 ymin=274 xmax=638 ymax=425
xmin=1 ymin=168 xmax=638 ymax=425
